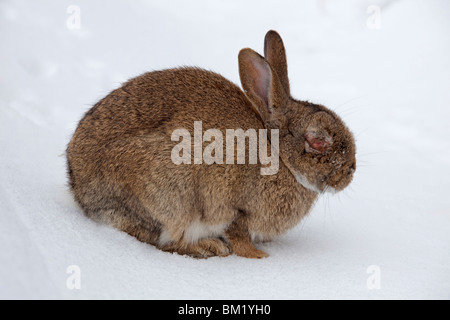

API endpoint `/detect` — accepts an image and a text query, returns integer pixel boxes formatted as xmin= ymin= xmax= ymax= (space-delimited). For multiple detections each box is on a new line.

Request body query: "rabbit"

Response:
xmin=66 ymin=30 xmax=356 ymax=259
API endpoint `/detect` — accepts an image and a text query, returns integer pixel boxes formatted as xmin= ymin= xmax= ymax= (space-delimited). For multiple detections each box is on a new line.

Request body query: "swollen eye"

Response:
xmin=305 ymin=132 xmax=332 ymax=153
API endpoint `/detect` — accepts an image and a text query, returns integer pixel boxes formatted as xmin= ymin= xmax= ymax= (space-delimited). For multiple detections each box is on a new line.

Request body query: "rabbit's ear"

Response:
xmin=264 ymin=30 xmax=290 ymax=95
xmin=238 ymin=48 xmax=287 ymax=124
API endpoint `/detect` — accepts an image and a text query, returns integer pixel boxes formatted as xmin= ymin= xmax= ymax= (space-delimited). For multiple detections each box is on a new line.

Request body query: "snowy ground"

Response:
xmin=1 ymin=0 xmax=449 ymax=299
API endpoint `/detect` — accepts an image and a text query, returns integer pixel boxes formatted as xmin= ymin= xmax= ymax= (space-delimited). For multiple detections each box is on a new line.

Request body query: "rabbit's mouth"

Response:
xmin=293 ymin=172 xmax=337 ymax=194
xmin=293 ymin=166 xmax=355 ymax=194
xmin=325 ymin=161 xmax=356 ymax=192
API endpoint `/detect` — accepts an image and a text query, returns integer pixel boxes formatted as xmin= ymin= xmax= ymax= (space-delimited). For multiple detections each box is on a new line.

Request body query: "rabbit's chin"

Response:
xmin=293 ymin=173 xmax=321 ymax=193
xmin=293 ymin=173 xmax=339 ymax=194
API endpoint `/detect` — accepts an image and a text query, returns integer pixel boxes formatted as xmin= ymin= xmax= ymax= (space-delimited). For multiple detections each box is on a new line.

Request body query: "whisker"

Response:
xmin=339 ymin=106 xmax=371 ymax=118
xmin=354 ymin=127 xmax=372 ymax=138
xmin=356 ymin=151 xmax=386 ymax=158
xmin=331 ymin=95 xmax=369 ymax=112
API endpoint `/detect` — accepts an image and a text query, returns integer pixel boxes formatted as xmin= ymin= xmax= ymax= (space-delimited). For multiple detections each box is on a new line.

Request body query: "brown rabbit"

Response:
xmin=67 ymin=30 xmax=356 ymax=259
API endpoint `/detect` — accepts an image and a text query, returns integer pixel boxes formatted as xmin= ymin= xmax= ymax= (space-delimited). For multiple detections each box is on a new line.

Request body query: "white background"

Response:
xmin=1 ymin=0 xmax=449 ymax=299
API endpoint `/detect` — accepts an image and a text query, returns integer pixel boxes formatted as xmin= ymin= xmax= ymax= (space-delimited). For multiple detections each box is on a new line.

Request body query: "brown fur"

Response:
xmin=67 ymin=30 xmax=356 ymax=259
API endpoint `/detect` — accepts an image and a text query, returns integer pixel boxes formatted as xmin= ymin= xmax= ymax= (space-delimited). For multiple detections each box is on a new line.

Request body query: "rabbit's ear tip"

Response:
xmin=266 ymin=29 xmax=280 ymax=36
xmin=264 ymin=30 xmax=282 ymax=43
xmin=238 ymin=48 xmax=263 ymax=60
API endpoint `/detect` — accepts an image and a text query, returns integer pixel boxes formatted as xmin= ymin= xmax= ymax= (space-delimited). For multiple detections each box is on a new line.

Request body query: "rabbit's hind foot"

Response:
xmin=161 ymin=237 xmax=232 ymax=259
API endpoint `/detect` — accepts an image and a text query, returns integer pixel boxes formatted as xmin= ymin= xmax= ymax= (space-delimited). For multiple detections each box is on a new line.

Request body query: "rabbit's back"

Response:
xmin=72 ymin=68 xmax=262 ymax=143
xmin=67 ymin=68 xmax=268 ymax=245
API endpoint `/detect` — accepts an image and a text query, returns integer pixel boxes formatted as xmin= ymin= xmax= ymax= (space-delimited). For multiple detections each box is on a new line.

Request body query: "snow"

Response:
xmin=1 ymin=0 xmax=450 ymax=299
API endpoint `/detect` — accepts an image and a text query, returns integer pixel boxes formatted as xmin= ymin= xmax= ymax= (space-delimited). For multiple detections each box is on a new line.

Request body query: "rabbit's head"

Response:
xmin=239 ymin=30 xmax=356 ymax=193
